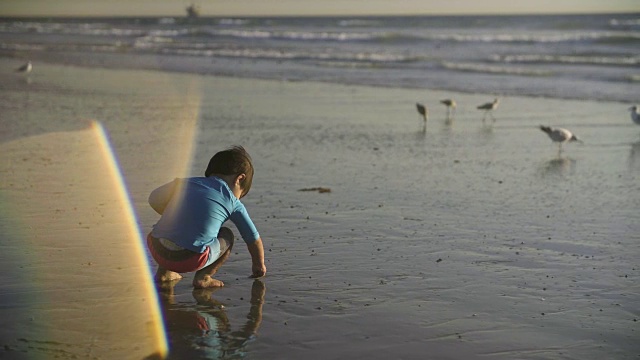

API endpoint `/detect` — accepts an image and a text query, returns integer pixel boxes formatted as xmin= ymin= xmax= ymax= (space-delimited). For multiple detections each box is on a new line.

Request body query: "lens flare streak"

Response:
xmin=91 ymin=121 xmax=169 ymax=358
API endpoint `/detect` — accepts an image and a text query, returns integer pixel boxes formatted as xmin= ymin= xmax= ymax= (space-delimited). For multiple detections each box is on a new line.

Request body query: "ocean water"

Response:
xmin=1 ymin=13 xmax=639 ymax=102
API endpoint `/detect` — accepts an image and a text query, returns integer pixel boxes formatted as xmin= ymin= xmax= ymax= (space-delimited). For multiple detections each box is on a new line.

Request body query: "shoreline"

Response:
xmin=1 ymin=58 xmax=638 ymax=360
xmin=2 ymin=51 xmax=637 ymax=105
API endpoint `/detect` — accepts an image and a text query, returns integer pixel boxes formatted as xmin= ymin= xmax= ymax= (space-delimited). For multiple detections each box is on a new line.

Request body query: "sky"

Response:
xmin=0 ymin=0 xmax=638 ymax=17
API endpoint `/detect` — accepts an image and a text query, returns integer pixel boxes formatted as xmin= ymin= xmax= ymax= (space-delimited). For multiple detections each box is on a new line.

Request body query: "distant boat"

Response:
xmin=186 ymin=4 xmax=200 ymax=18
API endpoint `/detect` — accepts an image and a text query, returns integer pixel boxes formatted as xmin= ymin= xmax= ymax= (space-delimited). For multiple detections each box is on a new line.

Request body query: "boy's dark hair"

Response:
xmin=205 ymin=146 xmax=254 ymax=197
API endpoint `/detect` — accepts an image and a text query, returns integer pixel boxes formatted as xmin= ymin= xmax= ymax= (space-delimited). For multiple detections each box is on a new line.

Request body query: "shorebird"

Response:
xmin=16 ymin=61 xmax=32 ymax=74
xmin=416 ymin=102 xmax=428 ymax=123
xmin=477 ymin=98 xmax=499 ymax=122
xmin=440 ymin=99 xmax=456 ymax=118
xmin=629 ymin=105 xmax=640 ymax=125
xmin=539 ymin=125 xmax=582 ymax=153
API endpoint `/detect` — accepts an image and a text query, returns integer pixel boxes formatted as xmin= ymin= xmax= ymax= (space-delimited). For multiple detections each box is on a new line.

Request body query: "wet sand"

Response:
xmin=0 ymin=58 xmax=638 ymax=359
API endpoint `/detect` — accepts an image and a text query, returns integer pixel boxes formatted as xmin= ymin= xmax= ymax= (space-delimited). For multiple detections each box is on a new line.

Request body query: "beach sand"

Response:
xmin=0 ymin=122 xmax=167 ymax=358
xmin=0 ymin=58 xmax=638 ymax=359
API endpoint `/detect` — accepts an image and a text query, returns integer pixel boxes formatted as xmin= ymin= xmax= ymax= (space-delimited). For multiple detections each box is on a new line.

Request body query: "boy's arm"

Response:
xmin=148 ymin=179 xmax=178 ymax=215
xmin=247 ymin=238 xmax=266 ymax=278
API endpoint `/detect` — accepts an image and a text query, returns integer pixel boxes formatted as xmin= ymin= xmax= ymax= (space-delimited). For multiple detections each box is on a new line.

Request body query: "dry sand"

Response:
xmin=0 ymin=123 xmax=167 ymax=358
xmin=0 ymin=58 xmax=638 ymax=359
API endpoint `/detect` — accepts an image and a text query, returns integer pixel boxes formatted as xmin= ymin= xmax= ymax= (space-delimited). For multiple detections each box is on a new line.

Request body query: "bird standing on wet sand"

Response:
xmin=440 ymin=99 xmax=456 ymax=118
xmin=416 ymin=103 xmax=428 ymax=123
xmin=629 ymin=105 xmax=640 ymax=125
xmin=539 ymin=125 xmax=582 ymax=153
xmin=16 ymin=61 xmax=32 ymax=74
xmin=477 ymin=98 xmax=499 ymax=122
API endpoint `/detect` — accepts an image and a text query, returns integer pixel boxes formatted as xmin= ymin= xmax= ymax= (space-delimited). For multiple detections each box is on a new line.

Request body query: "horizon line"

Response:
xmin=1 ymin=10 xmax=638 ymax=19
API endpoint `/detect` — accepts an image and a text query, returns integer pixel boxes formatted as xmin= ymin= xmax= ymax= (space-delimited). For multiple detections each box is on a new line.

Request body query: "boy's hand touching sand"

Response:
xmin=251 ymin=263 xmax=267 ymax=278
xmin=248 ymin=238 xmax=266 ymax=278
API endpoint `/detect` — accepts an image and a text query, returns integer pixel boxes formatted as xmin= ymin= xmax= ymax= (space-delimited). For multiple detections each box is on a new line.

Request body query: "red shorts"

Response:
xmin=147 ymin=233 xmax=210 ymax=273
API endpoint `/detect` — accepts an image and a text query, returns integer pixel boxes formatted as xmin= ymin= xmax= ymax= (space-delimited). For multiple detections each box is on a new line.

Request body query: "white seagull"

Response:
xmin=16 ymin=61 xmax=32 ymax=74
xmin=440 ymin=99 xmax=456 ymax=118
xmin=477 ymin=98 xmax=499 ymax=122
xmin=416 ymin=102 xmax=428 ymax=123
xmin=629 ymin=105 xmax=640 ymax=125
xmin=539 ymin=125 xmax=582 ymax=153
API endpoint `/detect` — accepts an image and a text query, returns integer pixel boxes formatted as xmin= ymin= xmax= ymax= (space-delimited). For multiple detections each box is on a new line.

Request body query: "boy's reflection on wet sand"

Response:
xmin=157 ymin=280 xmax=265 ymax=359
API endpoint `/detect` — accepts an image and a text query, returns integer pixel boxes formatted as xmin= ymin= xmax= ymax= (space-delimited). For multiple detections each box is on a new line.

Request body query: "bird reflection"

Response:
xmin=157 ymin=279 xmax=266 ymax=359
xmin=478 ymin=123 xmax=494 ymax=141
xmin=440 ymin=99 xmax=456 ymax=121
xmin=16 ymin=61 xmax=33 ymax=85
xmin=477 ymin=98 xmax=499 ymax=122
xmin=539 ymin=157 xmax=577 ymax=178
xmin=444 ymin=114 xmax=454 ymax=128
xmin=629 ymin=105 xmax=640 ymax=126
xmin=416 ymin=102 xmax=428 ymax=133
xmin=629 ymin=140 xmax=640 ymax=171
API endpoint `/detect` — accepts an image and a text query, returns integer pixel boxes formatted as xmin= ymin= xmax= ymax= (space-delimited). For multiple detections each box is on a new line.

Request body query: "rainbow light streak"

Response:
xmin=91 ymin=121 xmax=169 ymax=358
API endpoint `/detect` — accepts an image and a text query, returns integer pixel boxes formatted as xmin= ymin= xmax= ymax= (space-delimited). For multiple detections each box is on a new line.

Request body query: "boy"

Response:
xmin=147 ymin=146 xmax=266 ymax=288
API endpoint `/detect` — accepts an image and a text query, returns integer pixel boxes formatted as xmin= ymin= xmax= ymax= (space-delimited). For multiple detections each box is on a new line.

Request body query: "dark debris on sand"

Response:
xmin=298 ymin=187 xmax=332 ymax=193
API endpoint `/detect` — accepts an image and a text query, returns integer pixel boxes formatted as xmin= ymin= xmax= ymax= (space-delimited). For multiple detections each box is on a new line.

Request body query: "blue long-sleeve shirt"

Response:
xmin=150 ymin=176 xmax=260 ymax=254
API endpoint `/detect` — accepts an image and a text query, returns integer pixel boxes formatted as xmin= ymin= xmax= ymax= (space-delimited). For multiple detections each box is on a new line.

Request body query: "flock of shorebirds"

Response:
xmin=417 ymin=97 xmax=640 ymax=153
xmin=416 ymin=98 xmax=500 ymax=124
xmin=11 ymin=60 xmax=640 ymax=155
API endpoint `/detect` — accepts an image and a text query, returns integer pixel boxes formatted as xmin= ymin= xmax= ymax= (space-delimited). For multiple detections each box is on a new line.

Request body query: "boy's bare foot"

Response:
xmin=156 ymin=278 xmax=181 ymax=294
xmin=154 ymin=269 xmax=183 ymax=282
xmin=193 ymin=275 xmax=224 ymax=288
